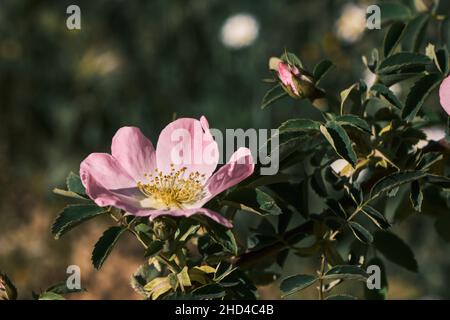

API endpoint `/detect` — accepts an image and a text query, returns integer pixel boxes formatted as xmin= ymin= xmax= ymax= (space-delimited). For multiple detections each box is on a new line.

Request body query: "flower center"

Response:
xmin=137 ymin=164 xmax=206 ymax=209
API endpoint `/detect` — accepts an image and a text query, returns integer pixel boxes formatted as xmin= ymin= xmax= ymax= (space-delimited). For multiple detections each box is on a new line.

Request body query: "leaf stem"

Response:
xmin=108 ymin=212 xmax=181 ymax=273
xmin=318 ymin=254 xmax=326 ymax=300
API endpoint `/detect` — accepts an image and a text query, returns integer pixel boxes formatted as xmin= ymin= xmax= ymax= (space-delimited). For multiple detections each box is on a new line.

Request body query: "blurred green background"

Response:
xmin=1 ymin=0 xmax=450 ymax=299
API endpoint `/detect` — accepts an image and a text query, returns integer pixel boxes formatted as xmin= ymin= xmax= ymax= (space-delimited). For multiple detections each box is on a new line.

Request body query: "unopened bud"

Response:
xmin=153 ymin=217 xmax=176 ymax=241
xmin=270 ymin=57 xmax=323 ymax=101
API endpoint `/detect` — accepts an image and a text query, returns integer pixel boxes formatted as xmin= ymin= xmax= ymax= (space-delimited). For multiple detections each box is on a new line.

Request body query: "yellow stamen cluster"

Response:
xmin=137 ymin=164 xmax=206 ymax=209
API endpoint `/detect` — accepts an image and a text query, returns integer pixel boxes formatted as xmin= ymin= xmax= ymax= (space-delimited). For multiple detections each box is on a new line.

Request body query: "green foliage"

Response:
xmin=323 ymin=265 xmax=368 ymax=281
xmin=48 ymin=1 xmax=450 ymax=301
xmin=313 ymin=60 xmax=334 ymax=85
xmin=383 ymin=22 xmax=406 ymax=57
xmin=376 ymin=1 xmax=412 ymax=24
xmin=376 ymin=52 xmax=431 ymax=74
xmin=402 ymin=73 xmax=442 ymax=121
xmin=371 ymin=84 xmax=403 ymax=109
xmin=52 ymin=204 xmax=107 ymax=239
xmin=373 ymin=231 xmax=418 ymax=272
xmin=92 ymin=226 xmax=127 ymax=270
xmin=320 ymin=121 xmax=357 ymax=167
xmin=280 ymin=274 xmax=317 ymax=296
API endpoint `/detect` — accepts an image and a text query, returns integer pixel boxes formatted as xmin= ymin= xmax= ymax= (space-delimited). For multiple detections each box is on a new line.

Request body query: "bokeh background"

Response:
xmin=1 ymin=0 xmax=450 ymax=299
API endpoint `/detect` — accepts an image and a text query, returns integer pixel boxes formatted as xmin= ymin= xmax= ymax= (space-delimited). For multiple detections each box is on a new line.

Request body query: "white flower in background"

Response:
xmin=335 ymin=4 xmax=366 ymax=44
xmin=331 ymin=159 xmax=349 ymax=174
xmin=417 ymin=126 xmax=446 ymax=149
xmin=220 ymin=13 xmax=259 ymax=49
xmin=363 ymin=69 xmax=402 ymax=96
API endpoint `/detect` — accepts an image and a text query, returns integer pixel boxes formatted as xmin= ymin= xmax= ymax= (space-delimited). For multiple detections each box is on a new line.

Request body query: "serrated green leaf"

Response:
xmin=92 ymin=226 xmax=126 ymax=270
xmin=340 ymin=83 xmax=359 ymax=115
xmin=379 ymin=71 xmax=422 ymax=87
xmin=52 ymin=188 xmax=89 ymax=200
xmin=66 ymin=172 xmax=86 ymax=195
xmin=362 ymin=205 xmax=390 ymax=229
xmin=175 ymin=219 xmax=201 ymax=242
xmin=373 ymin=231 xmax=418 ymax=272
xmin=370 ymin=171 xmax=428 ymax=199
xmin=377 ymin=52 xmax=431 ymax=75
xmin=383 ymin=21 xmax=406 ymax=57
xmin=280 ymin=274 xmax=317 ymax=296
xmin=224 ymin=187 xmax=282 ymax=216
xmin=52 ymin=204 xmax=107 ymax=239
xmin=214 ymin=262 xmax=236 ymax=282
xmin=320 ymin=122 xmax=357 ymax=167
xmin=323 ymin=265 xmax=368 ymax=281
xmin=371 ymin=83 xmax=403 ymax=109
xmin=201 ymin=220 xmax=238 ymax=255
xmin=335 ymin=115 xmax=371 ymax=134
xmin=134 ymin=223 xmax=152 ymax=234
xmin=313 ymin=59 xmax=334 ymax=84
xmin=417 ymin=152 xmax=443 ymax=170
xmin=349 ymin=222 xmax=374 ymax=244
xmin=401 ymin=14 xmax=430 ymax=52
xmin=402 ymin=73 xmax=442 ymax=121
xmin=376 ymin=2 xmax=412 ymax=24
xmin=38 ymin=292 xmax=65 ymax=300
xmin=278 ymin=119 xmax=320 ymax=133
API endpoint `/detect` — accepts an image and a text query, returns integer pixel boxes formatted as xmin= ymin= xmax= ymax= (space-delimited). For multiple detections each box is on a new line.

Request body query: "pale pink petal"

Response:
xmin=111 ymin=127 xmax=156 ymax=182
xmin=80 ymin=153 xmax=148 ymax=213
xmin=149 ymin=208 xmax=232 ymax=228
xmin=80 ymin=153 xmax=136 ymax=190
xmin=439 ymin=76 xmax=450 ymax=116
xmin=278 ymin=62 xmax=299 ymax=95
xmin=155 ymin=117 xmax=219 ymax=178
xmin=201 ymin=147 xmax=254 ymax=205
xmin=80 ymin=170 xmax=146 ymax=213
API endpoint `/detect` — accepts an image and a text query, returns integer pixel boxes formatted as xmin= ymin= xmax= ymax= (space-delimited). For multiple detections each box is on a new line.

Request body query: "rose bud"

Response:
xmin=269 ymin=57 xmax=323 ymax=101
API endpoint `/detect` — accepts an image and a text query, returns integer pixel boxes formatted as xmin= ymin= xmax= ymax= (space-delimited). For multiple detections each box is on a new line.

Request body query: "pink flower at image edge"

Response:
xmin=79 ymin=116 xmax=255 ymax=228
xmin=439 ymin=75 xmax=450 ymax=116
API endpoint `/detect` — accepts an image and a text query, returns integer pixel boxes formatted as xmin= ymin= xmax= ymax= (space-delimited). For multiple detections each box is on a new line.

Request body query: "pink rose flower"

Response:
xmin=80 ymin=116 xmax=254 ymax=228
xmin=439 ymin=75 xmax=450 ymax=116
xmin=277 ymin=61 xmax=301 ymax=96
